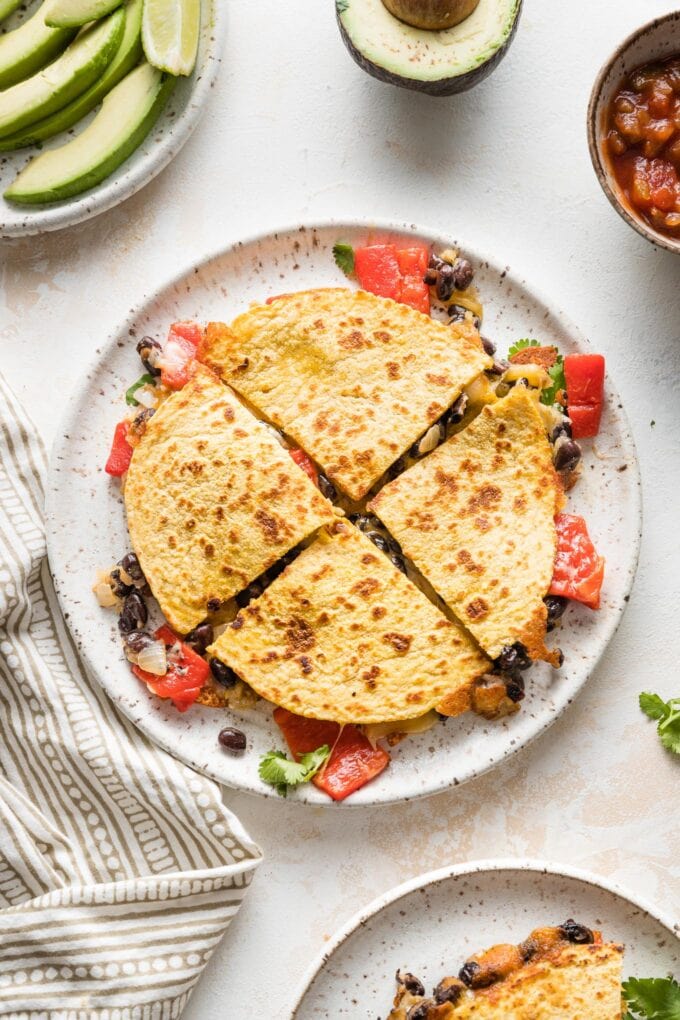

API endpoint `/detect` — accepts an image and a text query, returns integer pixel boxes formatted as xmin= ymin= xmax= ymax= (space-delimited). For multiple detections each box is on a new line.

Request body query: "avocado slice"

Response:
xmin=0 ymin=0 xmax=24 ymax=24
xmin=0 ymin=0 xmax=142 ymax=151
xmin=5 ymin=61 xmax=175 ymax=204
xmin=0 ymin=10 xmax=124 ymax=137
xmin=337 ymin=0 xmax=522 ymax=96
xmin=0 ymin=2 xmax=76 ymax=90
xmin=46 ymin=0 xmax=123 ymax=29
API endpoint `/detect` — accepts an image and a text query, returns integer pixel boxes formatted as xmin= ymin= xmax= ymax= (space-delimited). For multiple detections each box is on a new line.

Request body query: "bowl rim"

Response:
xmin=587 ymin=10 xmax=680 ymax=256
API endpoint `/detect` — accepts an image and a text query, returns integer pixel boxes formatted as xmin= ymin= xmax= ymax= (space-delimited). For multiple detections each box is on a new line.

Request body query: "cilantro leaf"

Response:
xmin=333 ymin=242 xmax=355 ymax=276
xmin=639 ymin=692 xmax=680 ymax=756
xmin=540 ymin=357 xmax=566 ymax=407
xmin=639 ymin=692 xmax=670 ymax=722
xmin=125 ymin=373 xmax=156 ymax=406
xmin=336 ymin=0 xmax=349 ymax=12
xmin=623 ymin=976 xmax=680 ymax=1019
xmin=259 ymin=745 xmax=331 ymax=797
xmin=508 ymin=338 xmax=540 ymax=357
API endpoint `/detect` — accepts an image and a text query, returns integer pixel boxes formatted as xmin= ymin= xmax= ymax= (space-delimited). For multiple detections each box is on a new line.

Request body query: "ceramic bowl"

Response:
xmin=587 ymin=11 xmax=680 ymax=255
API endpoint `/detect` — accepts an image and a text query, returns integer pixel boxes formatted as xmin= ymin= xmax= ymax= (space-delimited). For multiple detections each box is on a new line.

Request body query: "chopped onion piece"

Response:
xmin=136 ymin=640 xmax=167 ymax=676
xmin=93 ymin=580 xmax=118 ymax=608
xmin=135 ymin=385 xmax=159 ymax=409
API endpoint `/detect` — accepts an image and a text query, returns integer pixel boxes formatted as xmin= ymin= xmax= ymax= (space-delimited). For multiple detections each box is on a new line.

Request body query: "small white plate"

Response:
xmin=46 ymin=221 xmax=641 ymax=805
xmin=0 ymin=0 xmax=227 ymax=237
xmin=291 ymin=860 xmax=680 ymax=1017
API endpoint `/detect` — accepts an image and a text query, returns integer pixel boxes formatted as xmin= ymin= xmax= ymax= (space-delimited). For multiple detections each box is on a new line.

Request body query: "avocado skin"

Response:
xmin=337 ymin=0 xmax=522 ymax=96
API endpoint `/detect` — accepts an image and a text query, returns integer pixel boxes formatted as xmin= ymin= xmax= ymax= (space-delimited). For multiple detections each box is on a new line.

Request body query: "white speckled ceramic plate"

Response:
xmin=0 ymin=0 xmax=227 ymax=237
xmin=291 ymin=860 xmax=680 ymax=1017
xmin=45 ymin=222 xmax=641 ymax=806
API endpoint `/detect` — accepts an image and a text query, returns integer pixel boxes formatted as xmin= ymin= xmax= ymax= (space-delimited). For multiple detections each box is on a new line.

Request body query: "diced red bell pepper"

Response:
xmin=549 ymin=513 xmax=605 ymax=610
xmin=273 ymin=707 xmax=390 ymax=801
xmin=105 ymin=420 xmax=133 ymax=476
xmin=354 ymin=244 xmax=431 ymax=314
xmin=159 ymin=321 xmax=203 ymax=390
xmin=132 ymin=624 xmax=210 ymax=712
xmin=289 ymin=447 xmax=319 ymax=486
xmin=563 ymin=354 xmax=605 ymax=439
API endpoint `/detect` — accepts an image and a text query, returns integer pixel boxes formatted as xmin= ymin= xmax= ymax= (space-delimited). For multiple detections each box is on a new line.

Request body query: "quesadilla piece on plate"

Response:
xmin=388 ymin=923 xmax=624 ymax=1019
xmin=208 ymin=519 xmax=489 ymax=724
xmin=124 ymin=365 xmax=335 ymax=635
xmin=198 ymin=288 xmax=492 ymax=501
xmin=369 ymin=387 xmax=564 ymax=666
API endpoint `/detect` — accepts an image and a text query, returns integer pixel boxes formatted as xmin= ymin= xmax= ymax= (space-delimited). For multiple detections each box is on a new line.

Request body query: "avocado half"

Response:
xmin=336 ymin=0 xmax=522 ymax=96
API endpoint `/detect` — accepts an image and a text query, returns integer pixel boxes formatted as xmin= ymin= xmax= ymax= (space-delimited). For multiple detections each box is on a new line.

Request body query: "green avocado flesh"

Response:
xmin=46 ymin=0 xmax=124 ymax=29
xmin=0 ymin=2 xmax=76 ymax=89
xmin=0 ymin=10 xmax=124 ymax=137
xmin=0 ymin=0 xmax=143 ymax=150
xmin=0 ymin=0 xmax=24 ymax=24
xmin=338 ymin=0 xmax=520 ymax=90
xmin=5 ymin=61 xmax=175 ymax=204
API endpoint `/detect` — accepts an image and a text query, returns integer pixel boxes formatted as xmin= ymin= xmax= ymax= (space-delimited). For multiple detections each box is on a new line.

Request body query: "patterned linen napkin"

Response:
xmin=0 ymin=375 xmax=262 ymax=1018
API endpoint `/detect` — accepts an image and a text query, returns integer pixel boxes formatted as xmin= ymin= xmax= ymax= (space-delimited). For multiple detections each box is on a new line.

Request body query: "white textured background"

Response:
xmin=1 ymin=1 xmax=679 ymax=1017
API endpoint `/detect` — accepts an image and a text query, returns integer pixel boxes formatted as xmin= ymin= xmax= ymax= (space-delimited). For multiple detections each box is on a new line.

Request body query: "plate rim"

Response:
xmin=45 ymin=217 xmax=643 ymax=807
xmin=289 ymin=857 xmax=680 ymax=1017
xmin=0 ymin=0 xmax=228 ymax=238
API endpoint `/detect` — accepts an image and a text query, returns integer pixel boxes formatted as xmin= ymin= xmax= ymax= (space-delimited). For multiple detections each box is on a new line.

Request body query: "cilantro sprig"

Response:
xmin=259 ymin=745 xmax=331 ymax=797
xmin=333 ymin=242 xmax=355 ymax=277
xmin=623 ymin=976 xmax=680 ymax=1019
xmin=639 ymin=693 xmax=680 ymax=755
xmin=507 ymin=338 xmax=565 ymax=407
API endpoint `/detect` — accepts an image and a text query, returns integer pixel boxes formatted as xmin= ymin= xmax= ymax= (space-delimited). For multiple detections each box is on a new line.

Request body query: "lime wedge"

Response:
xmin=142 ymin=0 xmax=199 ymax=77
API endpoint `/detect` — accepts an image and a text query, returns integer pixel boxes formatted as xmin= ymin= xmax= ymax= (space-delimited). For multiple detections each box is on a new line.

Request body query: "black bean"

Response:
xmin=544 ymin=595 xmax=568 ymax=631
xmin=442 ymin=393 xmax=468 ymax=427
xmin=118 ymin=592 xmax=147 ymax=634
xmin=515 ymin=377 xmax=530 ymax=388
xmin=447 ymin=303 xmax=467 ymax=323
xmin=436 ymin=265 xmax=455 ymax=303
xmin=559 ymin=920 xmax=594 ymax=945
xmin=210 ymin=658 xmax=238 ymax=688
xmin=129 ymin=407 xmax=155 ymax=439
xmin=458 ymin=961 xmax=481 ymax=987
xmin=218 ymin=727 xmax=247 ymax=751
xmin=124 ymin=629 xmax=155 ymax=654
xmin=472 ymin=315 xmax=482 ymax=330
xmin=389 ymin=552 xmax=407 ymax=575
xmin=433 ymin=978 xmax=463 ymax=1005
xmin=235 ymin=578 xmax=265 ymax=608
xmin=496 ymin=642 xmax=532 ymax=673
xmin=119 ymin=551 xmax=145 ymax=583
xmin=452 ymin=257 xmax=474 ymax=291
xmin=553 ymin=438 xmax=582 ymax=473
xmin=386 ymin=455 xmax=406 ymax=481
xmin=490 ymin=358 xmax=510 ymax=377
xmin=505 ymin=673 xmax=525 ymax=703
xmin=555 ymin=648 xmax=565 ymax=667
xmin=317 ymin=472 xmax=337 ymax=501
xmin=396 ymin=970 xmax=425 ymax=996
xmin=136 ymin=336 xmax=162 ymax=376
xmin=423 ymin=268 xmax=438 ymax=286
xmin=428 ymin=253 xmax=445 ymax=271
xmin=406 ymin=1002 xmax=434 ymax=1020
xmin=109 ymin=568 xmax=133 ymax=599
xmin=185 ymin=622 xmax=214 ymax=655
xmin=481 ymin=336 xmax=497 ymax=357
xmin=551 ymin=420 xmax=573 ymax=442
xmin=367 ymin=532 xmax=389 ymax=553
xmin=348 ymin=513 xmax=373 ymax=533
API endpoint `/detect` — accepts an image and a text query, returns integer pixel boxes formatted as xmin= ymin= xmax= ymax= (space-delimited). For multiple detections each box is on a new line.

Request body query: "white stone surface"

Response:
xmin=1 ymin=1 xmax=679 ymax=1017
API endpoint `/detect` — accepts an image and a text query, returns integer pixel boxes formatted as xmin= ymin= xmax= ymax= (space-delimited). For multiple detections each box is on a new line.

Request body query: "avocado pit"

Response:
xmin=381 ymin=0 xmax=480 ymax=31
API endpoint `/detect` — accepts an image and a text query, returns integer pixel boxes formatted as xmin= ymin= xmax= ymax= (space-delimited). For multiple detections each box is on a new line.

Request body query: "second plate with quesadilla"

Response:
xmin=47 ymin=223 xmax=640 ymax=804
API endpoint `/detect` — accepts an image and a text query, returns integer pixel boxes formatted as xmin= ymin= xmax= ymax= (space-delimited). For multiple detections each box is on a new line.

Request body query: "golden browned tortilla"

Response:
xmin=369 ymin=387 xmax=564 ymax=665
xmin=198 ymin=288 xmax=491 ymax=501
xmin=389 ymin=930 xmax=624 ymax=1019
xmin=124 ymin=366 xmax=334 ymax=635
xmin=208 ymin=519 xmax=489 ymax=724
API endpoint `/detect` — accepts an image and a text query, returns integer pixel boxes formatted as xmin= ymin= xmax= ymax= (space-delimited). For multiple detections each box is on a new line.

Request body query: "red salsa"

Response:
xmin=605 ymin=55 xmax=680 ymax=238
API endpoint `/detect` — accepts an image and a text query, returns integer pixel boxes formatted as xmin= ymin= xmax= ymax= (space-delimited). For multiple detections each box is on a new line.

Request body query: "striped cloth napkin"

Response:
xmin=0 ymin=375 xmax=262 ymax=1018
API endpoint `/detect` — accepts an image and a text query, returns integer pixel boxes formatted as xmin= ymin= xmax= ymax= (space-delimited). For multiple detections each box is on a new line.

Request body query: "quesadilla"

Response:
xmin=369 ymin=387 xmax=564 ymax=666
xmin=198 ymin=288 xmax=491 ymax=501
xmin=208 ymin=519 xmax=490 ymax=724
xmin=124 ymin=365 xmax=334 ymax=634
xmin=388 ymin=923 xmax=624 ymax=1019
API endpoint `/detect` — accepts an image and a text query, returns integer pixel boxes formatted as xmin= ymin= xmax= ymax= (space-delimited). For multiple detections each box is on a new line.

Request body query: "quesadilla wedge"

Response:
xmin=388 ymin=921 xmax=624 ymax=1019
xmin=124 ymin=365 xmax=335 ymax=634
xmin=208 ymin=518 xmax=490 ymax=724
xmin=198 ymin=288 xmax=492 ymax=501
xmin=369 ymin=387 xmax=564 ymax=667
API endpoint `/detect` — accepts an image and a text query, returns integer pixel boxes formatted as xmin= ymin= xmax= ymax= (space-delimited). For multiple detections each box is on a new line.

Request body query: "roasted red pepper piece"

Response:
xmin=160 ymin=320 xmax=203 ymax=390
xmin=105 ymin=420 xmax=133 ymax=476
xmin=563 ymin=354 xmax=605 ymax=439
xmin=273 ymin=707 xmax=390 ymax=801
xmin=354 ymin=244 xmax=402 ymax=301
xmin=289 ymin=447 xmax=319 ymax=486
xmin=132 ymin=625 xmax=209 ymax=712
xmin=549 ymin=513 xmax=605 ymax=610
xmin=395 ymin=246 xmax=430 ymax=314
